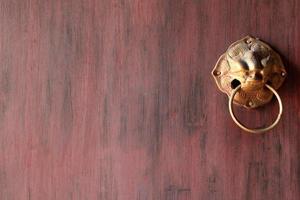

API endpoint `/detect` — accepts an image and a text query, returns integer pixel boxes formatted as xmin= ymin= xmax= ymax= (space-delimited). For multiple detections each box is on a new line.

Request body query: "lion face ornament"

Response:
xmin=212 ymin=36 xmax=286 ymax=108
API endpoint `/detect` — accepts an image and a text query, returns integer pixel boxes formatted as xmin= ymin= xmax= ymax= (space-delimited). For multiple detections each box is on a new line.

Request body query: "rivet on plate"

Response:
xmin=248 ymin=101 xmax=254 ymax=107
xmin=214 ymin=71 xmax=221 ymax=76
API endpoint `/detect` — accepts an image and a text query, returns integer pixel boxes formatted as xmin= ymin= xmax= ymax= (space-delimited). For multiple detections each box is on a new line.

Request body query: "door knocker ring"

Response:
xmin=212 ymin=36 xmax=286 ymax=133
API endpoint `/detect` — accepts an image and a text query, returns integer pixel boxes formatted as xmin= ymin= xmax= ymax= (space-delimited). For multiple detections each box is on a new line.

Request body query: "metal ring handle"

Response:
xmin=229 ymin=84 xmax=283 ymax=134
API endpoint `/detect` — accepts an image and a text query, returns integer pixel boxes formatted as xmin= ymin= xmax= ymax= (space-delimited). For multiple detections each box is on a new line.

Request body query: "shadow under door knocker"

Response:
xmin=212 ymin=36 xmax=286 ymax=133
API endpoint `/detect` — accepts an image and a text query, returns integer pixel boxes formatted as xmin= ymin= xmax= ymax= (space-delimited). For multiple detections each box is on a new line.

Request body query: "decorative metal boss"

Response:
xmin=212 ymin=36 xmax=286 ymax=133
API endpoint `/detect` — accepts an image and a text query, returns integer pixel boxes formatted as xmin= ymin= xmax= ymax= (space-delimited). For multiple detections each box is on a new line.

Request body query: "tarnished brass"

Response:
xmin=212 ymin=36 xmax=286 ymax=108
xmin=229 ymin=84 xmax=283 ymax=133
xmin=212 ymin=36 xmax=286 ymax=133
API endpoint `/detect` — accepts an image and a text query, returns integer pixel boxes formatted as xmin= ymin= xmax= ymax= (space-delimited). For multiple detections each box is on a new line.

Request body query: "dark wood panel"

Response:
xmin=0 ymin=0 xmax=299 ymax=199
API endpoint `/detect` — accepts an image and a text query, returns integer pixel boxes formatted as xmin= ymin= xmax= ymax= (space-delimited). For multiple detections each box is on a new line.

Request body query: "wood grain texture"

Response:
xmin=0 ymin=0 xmax=299 ymax=199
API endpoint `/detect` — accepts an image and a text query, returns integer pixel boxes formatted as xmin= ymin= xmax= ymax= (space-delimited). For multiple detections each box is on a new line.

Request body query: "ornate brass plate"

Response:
xmin=212 ymin=36 xmax=286 ymax=108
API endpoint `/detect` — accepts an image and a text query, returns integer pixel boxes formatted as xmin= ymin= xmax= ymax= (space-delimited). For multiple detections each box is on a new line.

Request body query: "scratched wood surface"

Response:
xmin=0 ymin=0 xmax=299 ymax=199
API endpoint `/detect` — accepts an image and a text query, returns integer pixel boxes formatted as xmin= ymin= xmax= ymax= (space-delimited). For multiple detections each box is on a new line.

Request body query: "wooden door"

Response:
xmin=0 ymin=0 xmax=299 ymax=199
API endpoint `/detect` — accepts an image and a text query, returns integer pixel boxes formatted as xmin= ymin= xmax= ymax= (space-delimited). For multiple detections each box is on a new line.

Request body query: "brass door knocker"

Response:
xmin=212 ymin=36 xmax=286 ymax=133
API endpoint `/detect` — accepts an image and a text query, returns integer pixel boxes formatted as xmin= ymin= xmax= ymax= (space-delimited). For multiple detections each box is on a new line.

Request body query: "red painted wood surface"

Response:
xmin=0 ymin=0 xmax=300 ymax=199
